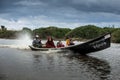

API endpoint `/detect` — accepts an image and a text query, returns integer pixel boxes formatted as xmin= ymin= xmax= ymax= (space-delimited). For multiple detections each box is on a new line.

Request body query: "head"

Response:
xmin=35 ymin=35 xmax=39 ymax=37
xmin=59 ymin=40 xmax=62 ymax=44
xmin=47 ymin=36 xmax=53 ymax=41
xmin=35 ymin=35 xmax=39 ymax=39
xmin=59 ymin=40 xmax=61 ymax=42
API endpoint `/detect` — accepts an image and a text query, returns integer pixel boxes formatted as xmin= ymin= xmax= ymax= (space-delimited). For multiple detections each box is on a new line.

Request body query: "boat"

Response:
xmin=29 ymin=33 xmax=111 ymax=54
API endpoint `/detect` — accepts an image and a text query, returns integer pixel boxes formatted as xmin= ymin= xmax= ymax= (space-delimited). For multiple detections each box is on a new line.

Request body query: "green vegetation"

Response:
xmin=66 ymin=25 xmax=101 ymax=39
xmin=33 ymin=26 xmax=71 ymax=39
xmin=1 ymin=25 xmax=120 ymax=43
xmin=112 ymin=29 xmax=120 ymax=43
xmin=0 ymin=26 xmax=16 ymax=38
xmin=0 ymin=30 xmax=16 ymax=38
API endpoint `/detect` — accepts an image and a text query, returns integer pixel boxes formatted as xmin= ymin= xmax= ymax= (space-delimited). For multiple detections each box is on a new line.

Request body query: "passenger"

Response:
xmin=66 ymin=37 xmax=74 ymax=46
xmin=66 ymin=37 xmax=70 ymax=46
xmin=32 ymin=35 xmax=42 ymax=48
xmin=57 ymin=40 xmax=65 ymax=48
xmin=69 ymin=39 xmax=75 ymax=45
xmin=46 ymin=36 xmax=55 ymax=48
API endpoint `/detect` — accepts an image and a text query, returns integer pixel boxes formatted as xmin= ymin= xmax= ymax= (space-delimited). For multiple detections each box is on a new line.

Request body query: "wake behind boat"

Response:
xmin=29 ymin=33 xmax=111 ymax=54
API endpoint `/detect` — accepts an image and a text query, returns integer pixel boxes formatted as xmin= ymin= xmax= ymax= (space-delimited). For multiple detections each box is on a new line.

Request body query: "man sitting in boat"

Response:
xmin=45 ymin=36 xmax=55 ymax=48
xmin=32 ymin=35 xmax=42 ymax=48
xmin=57 ymin=40 xmax=65 ymax=48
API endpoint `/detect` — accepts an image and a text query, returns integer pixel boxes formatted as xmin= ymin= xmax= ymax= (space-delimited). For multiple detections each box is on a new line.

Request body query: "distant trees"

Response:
xmin=21 ymin=27 xmax=32 ymax=35
xmin=1 ymin=25 xmax=7 ymax=31
xmin=22 ymin=27 xmax=32 ymax=32
xmin=112 ymin=29 xmax=120 ymax=43
xmin=65 ymin=25 xmax=120 ymax=41
xmin=33 ymin=26 xmax=71 ymax=39
xmin=65 ymin=25 xmax=101 ymax=39
xmin=0 ymin=25 xmax=16 ymax=38
xmin=1 ymin=25 xmax=120 ymax=43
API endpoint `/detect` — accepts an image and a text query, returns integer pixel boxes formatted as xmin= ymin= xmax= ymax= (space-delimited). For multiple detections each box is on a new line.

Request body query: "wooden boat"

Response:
xmin=29 ymin=33 xmax=111 ymax=54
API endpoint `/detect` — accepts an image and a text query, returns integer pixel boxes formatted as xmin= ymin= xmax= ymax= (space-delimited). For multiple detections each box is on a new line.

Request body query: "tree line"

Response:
xmin=0 ymin=25 xmax=120 ymax=43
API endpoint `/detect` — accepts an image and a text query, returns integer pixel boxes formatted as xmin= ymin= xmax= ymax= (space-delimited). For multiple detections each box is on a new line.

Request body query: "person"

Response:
xmin=69 ymin=38 xmax=75 ymax=45
xmin=57 ymin=40 xmax=65 ymax=48
xmin=32 ymin=35 xmax=42 ymax=48
xmin=66 ymin=37 xmax=70 ymax=46
xmin=66 ymin=37 xmax=74 ymax=46
xmin=45 ymin=36 xmax=55 ymax=48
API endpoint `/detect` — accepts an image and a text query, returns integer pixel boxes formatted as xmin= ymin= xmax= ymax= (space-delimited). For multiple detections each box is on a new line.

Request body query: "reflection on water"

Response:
xmin=0 ymin=74 xmax=7 ymax=80
xmin=0 ymin=47 xmax=111 ymax=80
xmin=32 ymin=52 xmax=111 ymax=80
xmin=66 ymin=55 xmax=111 ymax=80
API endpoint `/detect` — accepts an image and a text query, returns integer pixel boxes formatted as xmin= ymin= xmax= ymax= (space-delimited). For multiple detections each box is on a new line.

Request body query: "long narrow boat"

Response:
xmin=29 ymin=33 xmax=111 ymax=54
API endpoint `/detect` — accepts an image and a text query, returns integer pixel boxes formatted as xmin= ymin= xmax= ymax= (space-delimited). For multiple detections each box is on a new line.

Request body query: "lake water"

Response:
xmin=0 ymin=39 xmax=120 ymax=80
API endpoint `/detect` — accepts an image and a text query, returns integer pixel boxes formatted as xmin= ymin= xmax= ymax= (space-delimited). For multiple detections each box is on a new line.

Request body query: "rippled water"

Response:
xmin=0 ymin=39 xmax=120 ymax=80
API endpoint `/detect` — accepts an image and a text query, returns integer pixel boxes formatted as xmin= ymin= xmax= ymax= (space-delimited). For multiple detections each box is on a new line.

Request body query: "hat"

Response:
xmin=35 ymin=35 xmax=39 ymax=37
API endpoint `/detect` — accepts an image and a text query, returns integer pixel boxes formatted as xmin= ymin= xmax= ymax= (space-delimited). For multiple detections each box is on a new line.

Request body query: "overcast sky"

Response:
xmin=0 ymin=0 xmax=120 ymax=30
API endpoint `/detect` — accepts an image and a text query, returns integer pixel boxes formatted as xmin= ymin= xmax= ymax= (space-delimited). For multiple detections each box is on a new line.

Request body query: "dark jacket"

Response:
xmin=32 ymin=39 xmax=42 ymax=48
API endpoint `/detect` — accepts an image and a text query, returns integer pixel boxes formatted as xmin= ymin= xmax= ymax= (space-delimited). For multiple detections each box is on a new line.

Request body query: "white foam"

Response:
xmin=0 ymin=32 xmax=32 ymax=49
